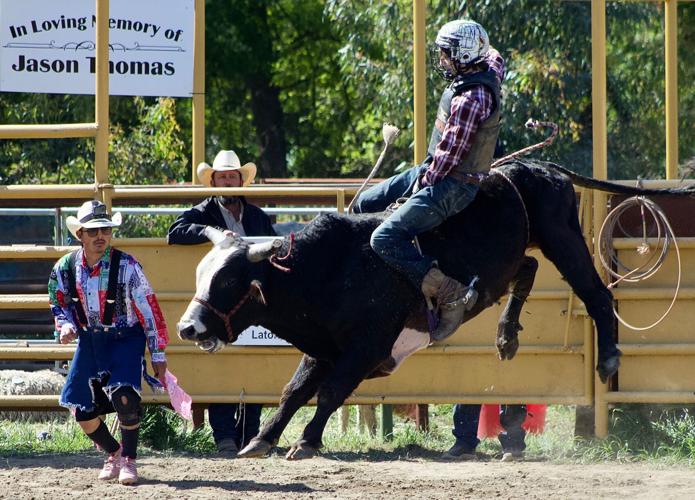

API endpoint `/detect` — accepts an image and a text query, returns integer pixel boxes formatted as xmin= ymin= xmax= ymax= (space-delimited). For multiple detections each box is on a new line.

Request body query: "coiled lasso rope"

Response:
xmin=597 ymin=195 xmax=681 ymax=331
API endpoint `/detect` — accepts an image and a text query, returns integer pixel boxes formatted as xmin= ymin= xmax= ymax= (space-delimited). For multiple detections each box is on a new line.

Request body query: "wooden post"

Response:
xmin=358 ymin=404 xmax=377 ymax=436
xmin=415 ymin=404 xmax=429 ymax=431
xmin=192 ymin=404 xmax=206 ymax=431
xmin=381 ymin=404 xmax=393 ymax=440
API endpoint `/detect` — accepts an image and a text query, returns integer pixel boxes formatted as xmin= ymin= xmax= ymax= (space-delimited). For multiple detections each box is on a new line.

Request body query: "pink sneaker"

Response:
xmin=97 ymin=448 xmax=121 ymax=481
xmin=118 ymin=456 xmax=138 ymax=485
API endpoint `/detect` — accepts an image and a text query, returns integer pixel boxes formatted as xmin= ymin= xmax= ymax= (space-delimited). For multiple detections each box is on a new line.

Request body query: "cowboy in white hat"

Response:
xmin=167 ymin=151 xmax=275 ymax=453
xmin=196 ymin=149 xmax=257 ymax=188
xmin=167 ymin=150 xmax=275 ymax=245
xmin=50 ymin=200 xmax=169 ymax=484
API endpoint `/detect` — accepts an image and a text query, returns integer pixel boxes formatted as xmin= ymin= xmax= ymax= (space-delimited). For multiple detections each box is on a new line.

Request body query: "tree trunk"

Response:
xmin=244 ymin=2 xmax=287 ymax=179
xmin=574 ymin=405 xmax=595 ymax=438
xmin=248 ymin=79 xmax=288 ymax=178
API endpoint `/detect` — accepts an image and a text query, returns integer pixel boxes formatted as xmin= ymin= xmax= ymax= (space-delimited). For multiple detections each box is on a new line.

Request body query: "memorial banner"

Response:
xmin=0 ymin=0 xmax=194 ymax=96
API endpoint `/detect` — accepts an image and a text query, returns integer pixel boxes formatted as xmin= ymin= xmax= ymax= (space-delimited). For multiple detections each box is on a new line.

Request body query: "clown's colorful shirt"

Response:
xmin=48 ymin=247 xmax=169 ymax=362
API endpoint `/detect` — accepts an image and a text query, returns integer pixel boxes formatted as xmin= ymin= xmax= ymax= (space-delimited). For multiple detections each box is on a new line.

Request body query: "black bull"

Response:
xmin=177 ymin=158 xmax=694 ymax=459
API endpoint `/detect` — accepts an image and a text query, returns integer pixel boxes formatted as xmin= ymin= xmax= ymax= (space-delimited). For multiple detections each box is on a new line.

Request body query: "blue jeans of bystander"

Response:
xmin=452 ymin=403 xmax=527 ymax=452
xmin=208 ymin=403 xmax=263 ymax=450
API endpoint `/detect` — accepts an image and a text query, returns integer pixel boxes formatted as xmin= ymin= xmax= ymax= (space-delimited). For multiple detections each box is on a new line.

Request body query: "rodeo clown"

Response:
xmin=353 ymin=19 xmax=504 ymax=341
xmin=48 ymin=200 xmax=169 ymax=485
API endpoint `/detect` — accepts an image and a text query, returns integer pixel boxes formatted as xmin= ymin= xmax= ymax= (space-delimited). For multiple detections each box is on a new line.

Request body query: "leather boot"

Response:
xmin=421 ymin=268 xmax=477 ymax=341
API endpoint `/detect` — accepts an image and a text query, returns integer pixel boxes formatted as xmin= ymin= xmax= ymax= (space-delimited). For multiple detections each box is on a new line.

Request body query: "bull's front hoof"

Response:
xmin=597 ymin=351 xmax=622 ymax=383
xmin=496 ymin=320 xmax=522 ymax=360
xmin=285 ymin=441 xmax=319 ymax=460
xmin=496 ymin=334 xmax=519 ymax=361
xmin=237 ymin=438 xmax=273 ymax=458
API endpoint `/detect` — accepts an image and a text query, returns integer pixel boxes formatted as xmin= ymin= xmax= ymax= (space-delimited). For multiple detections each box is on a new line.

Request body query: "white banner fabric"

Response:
xmin=0 ymin=0 xmax=194 ymax=96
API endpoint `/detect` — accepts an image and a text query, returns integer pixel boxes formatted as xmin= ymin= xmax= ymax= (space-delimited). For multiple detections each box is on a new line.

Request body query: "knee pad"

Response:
xmin=111 ymin=387 xmax=142 ymax=426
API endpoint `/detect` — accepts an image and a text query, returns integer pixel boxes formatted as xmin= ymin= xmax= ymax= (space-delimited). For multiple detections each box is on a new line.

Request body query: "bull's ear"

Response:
xmin=203 ymin=226 xmax=228 ymax=245
xmin=247 ymin=238 xmax=283 ymax=262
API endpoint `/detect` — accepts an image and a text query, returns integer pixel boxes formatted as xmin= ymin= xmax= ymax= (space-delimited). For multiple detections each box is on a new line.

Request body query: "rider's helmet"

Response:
xmin=431 ymin=20 xmax=490 ymax=80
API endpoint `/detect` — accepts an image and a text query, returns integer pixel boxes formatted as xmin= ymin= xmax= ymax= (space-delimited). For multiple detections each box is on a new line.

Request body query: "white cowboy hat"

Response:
xmin=66 ymin=200 xmax=122 ymax=239
xmin=196 ymin=150 xmax=257 ymax=187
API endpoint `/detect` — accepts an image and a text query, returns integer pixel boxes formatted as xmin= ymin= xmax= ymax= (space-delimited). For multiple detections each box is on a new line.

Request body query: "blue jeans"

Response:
xmin=498 ymin=404 xmax=527 ymax=452
xmin=353 ymin=165 xmax=425 ymax=214
xmin=452 ymin=404 xmax=482 ymax=452
xmin=355 ymin=166 xmax=479 ymax=287
xmin=208 ymin=403 xmax=263 ymax=449
xmin=452 ymin=404 xmax=527 ymax=452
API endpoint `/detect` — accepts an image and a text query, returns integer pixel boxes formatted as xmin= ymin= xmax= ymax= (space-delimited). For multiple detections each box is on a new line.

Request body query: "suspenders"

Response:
xmin=102 ymin=249 xmax=122 ymax=326
xmin=66 ymin=248 xmax=122 ymax=329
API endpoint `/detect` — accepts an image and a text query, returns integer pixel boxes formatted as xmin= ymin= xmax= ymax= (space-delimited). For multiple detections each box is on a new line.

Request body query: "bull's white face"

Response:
xmin=177 ymin=236 xmax=249 ymax=353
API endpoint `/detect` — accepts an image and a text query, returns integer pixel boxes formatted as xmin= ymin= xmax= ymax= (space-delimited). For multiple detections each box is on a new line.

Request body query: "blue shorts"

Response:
xmin=60 ymin=325 xmax=147 ymax=413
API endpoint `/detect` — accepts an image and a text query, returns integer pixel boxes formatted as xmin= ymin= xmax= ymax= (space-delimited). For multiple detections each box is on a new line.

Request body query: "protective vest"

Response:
xmin=426 ymin=70 xmax=501 ymax=175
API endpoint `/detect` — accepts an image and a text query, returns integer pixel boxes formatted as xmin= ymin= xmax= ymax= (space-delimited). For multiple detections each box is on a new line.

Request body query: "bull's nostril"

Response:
xmin=178 ymin=324 xmax=197 ymax=340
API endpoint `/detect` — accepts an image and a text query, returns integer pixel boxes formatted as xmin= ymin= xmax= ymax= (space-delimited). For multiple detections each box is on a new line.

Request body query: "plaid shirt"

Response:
xmin=423 ymin=48 xmax=505 ymax=186
xmin=48 ymin=247 xmax=169 ymax=362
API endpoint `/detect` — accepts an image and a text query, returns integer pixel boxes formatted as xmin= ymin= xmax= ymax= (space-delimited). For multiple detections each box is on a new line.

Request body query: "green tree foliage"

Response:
xmin=205 ymin=0 xmax=380 ymax=178
xmin=326 ymin=1 xmax=695 ymax=180
xmin=0 ymin=95 xmax=189 ymax=186
xmin=0 ymin=94 xmax=92 ymax=184
xmin=109 ymin=97 xmax=188 ymax=185
xmin=1 ymin=1 xmax=694 ymax=186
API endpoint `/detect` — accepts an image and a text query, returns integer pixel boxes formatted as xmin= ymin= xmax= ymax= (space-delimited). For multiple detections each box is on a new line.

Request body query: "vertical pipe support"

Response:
xmin=412 ymin=0 xmax=427 ymax=165
xmin=584 ymin=317 xmax=595 ymax=406
xmin=591 ymin=0 xmax=608 ymax=184
xmin=591 ymin=0 xmax=610 ymax=439
xmin=192 ymin=0 xmax=206 ymax=183
xmin=336 ymin=189 xmax=345 ymax=213
xmin=665 ymin=0 xmax=678 ymax=180
xmin=381 ymin=403 xmax=393 ymax=440
xmin=581 ymin=188 xmax=595 ymax=407
xmin=94 ymin=0 xmax=110 ymax=200
xmin=54 ymin=208 xmax=63 ymax=246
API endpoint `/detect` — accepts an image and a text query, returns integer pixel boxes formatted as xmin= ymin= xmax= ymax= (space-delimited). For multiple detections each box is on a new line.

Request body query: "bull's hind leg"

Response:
xmin=497 ymin=256 xmax=538 ymax=360
xmin=237 ymin=354 xmax=330 ymax=458
xmin=286 ymin=346 xmax=385 ymax=460
xmin=538 ymin=213 xmax=621 ymax=383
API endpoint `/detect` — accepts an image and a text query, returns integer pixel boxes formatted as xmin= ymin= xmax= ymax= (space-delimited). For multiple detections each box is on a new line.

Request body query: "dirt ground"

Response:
xmin=1 ymin=450 xmax=695 ymax=499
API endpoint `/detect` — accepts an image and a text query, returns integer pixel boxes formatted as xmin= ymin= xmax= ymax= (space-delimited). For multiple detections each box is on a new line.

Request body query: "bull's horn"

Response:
xmin=203 ymin=226 xmax=228 ymax=245
xmin=247 ymin=238 xmax=283 ymax=262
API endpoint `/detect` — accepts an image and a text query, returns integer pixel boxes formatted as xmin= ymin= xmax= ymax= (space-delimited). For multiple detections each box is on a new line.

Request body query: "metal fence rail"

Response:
xmin=1 ymin=186 xmax=695 ymax=439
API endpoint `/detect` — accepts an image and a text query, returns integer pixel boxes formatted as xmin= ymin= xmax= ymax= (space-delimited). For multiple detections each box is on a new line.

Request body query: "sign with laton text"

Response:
xmin=0 ymin=0 xmax=194 ymax=96
xmin=234 ymin=326 xmax=291 ymax=347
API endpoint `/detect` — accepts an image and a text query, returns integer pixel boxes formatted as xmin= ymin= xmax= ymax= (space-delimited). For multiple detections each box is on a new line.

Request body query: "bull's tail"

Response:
xmin=544 ymin=161 xmax=695 ymax=196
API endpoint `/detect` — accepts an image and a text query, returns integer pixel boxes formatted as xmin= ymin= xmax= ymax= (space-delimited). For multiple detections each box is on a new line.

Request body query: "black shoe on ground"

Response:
xmin=441 ymin=441 xmax=477 ymax=460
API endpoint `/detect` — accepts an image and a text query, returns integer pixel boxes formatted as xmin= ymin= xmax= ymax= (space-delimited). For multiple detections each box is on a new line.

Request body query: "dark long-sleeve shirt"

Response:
xmin=167 ymin=196 xmax=276 ymax=244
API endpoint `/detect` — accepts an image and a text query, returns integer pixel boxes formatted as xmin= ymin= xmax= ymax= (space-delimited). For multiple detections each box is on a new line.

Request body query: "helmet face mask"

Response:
xmin=430 ymin=45 xmax=457 ymax=80
xmin=432 ymin=20 xmax=489 ymax=80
